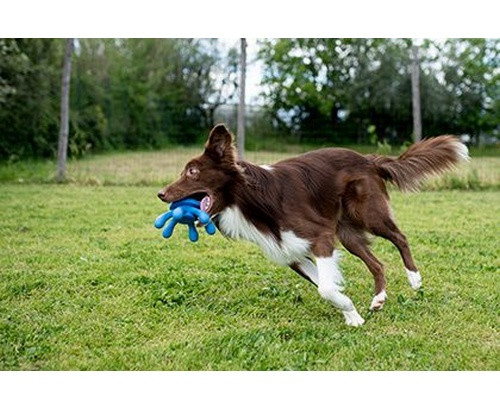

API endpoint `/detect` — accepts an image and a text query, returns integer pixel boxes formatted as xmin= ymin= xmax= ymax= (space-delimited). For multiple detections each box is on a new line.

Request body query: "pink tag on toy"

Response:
xmin=200 ymin=195 xmax=212 ymax=213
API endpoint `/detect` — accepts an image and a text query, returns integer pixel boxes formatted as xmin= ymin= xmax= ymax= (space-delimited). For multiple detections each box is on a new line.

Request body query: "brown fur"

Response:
xmin=158 ymin=124 xmax=467 ymax=297
xmin=370 ymin=135 xmax=467 ymax=191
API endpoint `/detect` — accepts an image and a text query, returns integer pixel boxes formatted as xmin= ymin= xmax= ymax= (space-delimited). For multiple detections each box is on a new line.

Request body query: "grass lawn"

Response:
xmin=0 ymin=184 xmax=498 ymax=370
xmin=1 ymin=146 xmax=498 ymax=189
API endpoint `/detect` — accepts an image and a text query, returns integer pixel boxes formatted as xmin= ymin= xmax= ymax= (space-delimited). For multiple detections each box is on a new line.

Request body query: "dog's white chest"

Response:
xmin=218 ymin=206 xmax=310 ymax=265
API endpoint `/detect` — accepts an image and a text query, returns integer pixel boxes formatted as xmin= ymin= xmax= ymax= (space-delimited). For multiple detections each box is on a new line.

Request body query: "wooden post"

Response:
xmin=57 ymin=38 xmax=74 ymax=182
xmin=411 ymin=44 xmax=422 ymax=142
xmin=237 ymin=38 xmax=247 ymax=159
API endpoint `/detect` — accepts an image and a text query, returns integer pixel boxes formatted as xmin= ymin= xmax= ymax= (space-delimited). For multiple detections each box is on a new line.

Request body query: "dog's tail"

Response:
xmin=371 ymin=135 xmax=470 ymax=191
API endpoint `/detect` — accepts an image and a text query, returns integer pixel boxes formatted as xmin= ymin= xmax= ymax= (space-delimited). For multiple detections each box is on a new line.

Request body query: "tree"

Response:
xmin=259 ymin=38 xmax=414 ymax=143
xmin=0 ymin=40 xmax=27 ymax=104
xmin=439 ymin=38 xmax=499 ymax=143
xmin=0 ymin=38 xmax=240 ymax=159
xmin=57 ymin=39 xmax=74 ymax=181
xmin=0 ymin=39 xmax=64 ymax=159
xmin=258 ymin=38 xmax=499 ymax=145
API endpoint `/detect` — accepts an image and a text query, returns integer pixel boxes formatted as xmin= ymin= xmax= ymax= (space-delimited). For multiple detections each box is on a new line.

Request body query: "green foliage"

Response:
xmin=438 ymin=39 xmax=500 ymax=142
xmin=376 ymin=139 xmax=393 ymax=156
xmin=424 ymin=169 xmax=482 ymax=191
xmin=70 ymin=38 xmax=232 ymax=153
xmin=0 ymin=39 xmax=237 ymax=159
xmin=0 ymin=185 xmax=498 ymax=369
xmin=367 ymin=125 xmax=378 ymax=145
xmin=0 ymin=39 xmax=64 ymax=158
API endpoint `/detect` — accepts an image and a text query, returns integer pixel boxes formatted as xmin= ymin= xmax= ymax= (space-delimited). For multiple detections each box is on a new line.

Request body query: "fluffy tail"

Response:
xmin=371 ymin=135 xmax=470 ymax=191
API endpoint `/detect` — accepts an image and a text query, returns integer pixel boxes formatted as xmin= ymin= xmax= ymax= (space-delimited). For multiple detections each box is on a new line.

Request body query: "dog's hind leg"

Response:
xmin=343 ymin=177 xmax=421 ymax=293
xmin=312 ymin=240 xmax=364 ymax=326
xmin=338 ymin=223 xmax=387 ymax=310
xmin=369 ymin=217 xmax=422 ymax=290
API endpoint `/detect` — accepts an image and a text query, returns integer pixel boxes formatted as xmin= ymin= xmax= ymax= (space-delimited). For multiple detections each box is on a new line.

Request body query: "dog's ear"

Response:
xmin=205 ymin=124 xmax=236 ymax=162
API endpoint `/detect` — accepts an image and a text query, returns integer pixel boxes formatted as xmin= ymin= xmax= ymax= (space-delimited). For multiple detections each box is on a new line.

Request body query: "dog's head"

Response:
xmin=157 ymin=124 xmax=241 ymax=215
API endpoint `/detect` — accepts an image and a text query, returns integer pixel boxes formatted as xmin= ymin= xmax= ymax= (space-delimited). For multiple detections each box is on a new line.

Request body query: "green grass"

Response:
xmin=0 ymin=184 xmax=498 ymax=370
xmin=1 ymin=145 xmax=498 ymax=189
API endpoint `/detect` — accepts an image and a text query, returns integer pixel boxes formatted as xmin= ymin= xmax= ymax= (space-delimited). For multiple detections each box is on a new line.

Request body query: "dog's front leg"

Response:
xmin=315 ymin=249 xmax=365 ymax=327
xmin=290 ymin=257 xmax=319 ymax=286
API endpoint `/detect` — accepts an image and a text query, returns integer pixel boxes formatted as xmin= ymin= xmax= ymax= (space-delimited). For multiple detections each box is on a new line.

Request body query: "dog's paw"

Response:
xmin=406 ymin=269 xmax=422 ymax=290
xmin=370 ymin=290 xmax=387 ymax=311
xmin=343 ymin=309 xmax=365 ymax=327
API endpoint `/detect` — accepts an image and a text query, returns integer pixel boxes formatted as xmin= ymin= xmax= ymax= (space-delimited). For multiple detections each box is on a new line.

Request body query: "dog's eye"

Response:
xmin=186 ymin=167 xmax=199 ymax=178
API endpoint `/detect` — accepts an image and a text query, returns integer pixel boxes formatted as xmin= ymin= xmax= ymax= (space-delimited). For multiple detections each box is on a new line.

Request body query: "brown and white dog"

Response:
xmin=158 ymin=124 xmax=469 ymax=326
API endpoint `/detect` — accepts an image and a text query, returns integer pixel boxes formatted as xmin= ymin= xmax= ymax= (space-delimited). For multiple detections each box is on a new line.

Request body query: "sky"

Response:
xmin=219 ymin=38 xmax=265 ymax=105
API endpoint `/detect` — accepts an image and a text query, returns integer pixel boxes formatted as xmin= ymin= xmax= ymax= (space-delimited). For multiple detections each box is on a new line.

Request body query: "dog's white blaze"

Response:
xmin=218 ymin=205 xmax=310 ymax=265
xmin=316 ymin=250 xmax=344 ymax=291
xmin=316 ymin=251 xmax=364 ymax=326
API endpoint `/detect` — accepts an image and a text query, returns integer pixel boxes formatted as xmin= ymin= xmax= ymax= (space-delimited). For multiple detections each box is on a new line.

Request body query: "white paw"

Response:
xmin=406 ymin=269 xmax=422 ymax=290
xmin=370 ymin=290 xmax=387 ymax=310
xmin=342 ymin=309 xmax=365 ymax=327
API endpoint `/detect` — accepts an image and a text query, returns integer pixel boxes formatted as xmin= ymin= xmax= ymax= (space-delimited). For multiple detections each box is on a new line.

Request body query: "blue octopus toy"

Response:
xmin=154 ymin=198 xmax=217 ymax=242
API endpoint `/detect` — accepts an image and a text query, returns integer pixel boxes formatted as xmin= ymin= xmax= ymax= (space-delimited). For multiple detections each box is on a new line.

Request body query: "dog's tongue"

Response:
xmin=200 ymin=195 xmax=211 ymax=213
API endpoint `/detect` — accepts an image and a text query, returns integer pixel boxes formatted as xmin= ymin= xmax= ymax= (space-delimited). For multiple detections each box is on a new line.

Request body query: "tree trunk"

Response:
xmin=57 ymin=38 xmax=74 ymax=182
xmin=411 ymin=45 xmax=422 ymax=142
xmin=237 ymin=38 xmax=247 ymax=159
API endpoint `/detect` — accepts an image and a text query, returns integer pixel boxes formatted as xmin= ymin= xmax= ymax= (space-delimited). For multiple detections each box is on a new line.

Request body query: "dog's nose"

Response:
xmin=157 ymin=190 xmax=166 ymax=200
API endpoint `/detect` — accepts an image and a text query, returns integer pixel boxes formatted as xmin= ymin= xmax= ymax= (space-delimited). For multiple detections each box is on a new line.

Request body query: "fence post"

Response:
xmin=237 ymin=38 xmax=247 ymax=159
xmin=411 ymin=44 xmax=422 ymax=142
xmin=57 ymin=38 xmax=74 ymax=182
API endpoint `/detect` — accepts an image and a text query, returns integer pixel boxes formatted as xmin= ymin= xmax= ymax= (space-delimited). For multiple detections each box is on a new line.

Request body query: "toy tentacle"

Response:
xmin=187 ymin=221 xmax=199 ymax=242
xmin=162 ymin=219 xmax=177 ymax=238
xmin=189 ymin=207 xmax=210 ymax=225
xmin=154 ymin=211 xmax=173 ymax=229
xmin=204 ymin=221 xmax=216 ymax=235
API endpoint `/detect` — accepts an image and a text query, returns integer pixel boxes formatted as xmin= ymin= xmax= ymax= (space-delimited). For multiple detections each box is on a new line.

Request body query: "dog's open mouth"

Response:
xmin=184 ymin=192 xmax=213 ymax=213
